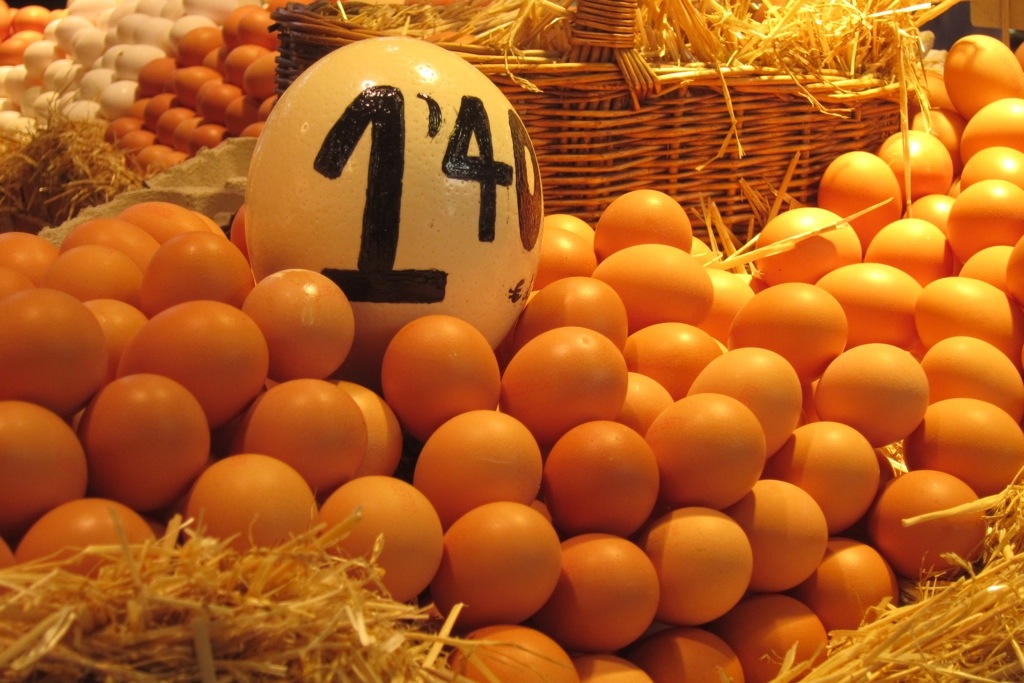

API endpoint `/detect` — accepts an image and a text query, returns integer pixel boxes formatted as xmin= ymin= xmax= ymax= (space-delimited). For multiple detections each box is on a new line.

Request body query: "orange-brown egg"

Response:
xmin=117 ymin=200 xmax=220 ymax=244
xmin=0 ymin=231 xmax=59 ymax=285
xmin=542 ymin=419 xmax=659 ymax=537
xmin=959 ymin=97 xmax=1024 ymax=164
xmin=867 ymin=468 xmax=986 ymax=581
xmin=171 ymin=114 xmax=203 ymax=153
xmin=257 ymin=93 xmax=277 ymax=120
xmin=816 ymin=262 xmax=922 ymax=350
xmin=318 ymin=475 xmax=443 ymax=603
xmin=615 ymin=371 xmax=673 ymax=436
xmin=911 ymin=107 xmax=967 ymax=176
xmin=753 ymin=207 xmax=862 ymax=286
xmin=573 ymin=654 xmax=653 ymax=682
xmin=814 ymin=343 xmax=929 ymax=448
xmin=220 ymin=4 xmax=260 ymax=50
xmin=136 ymin=55 xmax=177 ymax=98
xmin=593 ymin=188 xmax=693 ymax=260
xmin=413 ymin=409 xmax=542 ymax=529
xmin=183 ymin=453 xmax=317 ymax=552
xmin=154 ymin=105 xmax=197 ymax=147
xmin=864 ymin=217 xmax=956 ymax=286
xmin=0 ymin=267 xmax=34 ymax=300
xmin=688 ymin=346 xmax=803 ymax=456
xmin=171 ymin=64 xmax=221 ymax=109
xmin=530 ymin=533 xmax=660 ymax=653
xmin=105 ymin=115 xmax=146 ymax=144
xmin=699 ymin=268 xmax=755 ymax=344
xmin=946 ymin=178 xmax=1024 ymax=264
xmin=0 ymin=400 xmax=88 ymax=541
xmin=41 ymin=244 xmax=144 ymax=308
xmin=430 ymin=501 xmax=562 ymax=632
xmin=512 ymin=276 xmax=628 ymax=353
xmin=626 ymin=627 xmax=742 ymax=683
xmin=223 ymin=93 xmax=260 ymax=136
xmin=237 ymin=7 xmax=279 ymax=51
xmin=645 ymin=392 xmax=765 ymax=510
xmin=637 ymin=506 xmax=752 ymax=626
xmin=623 ymin=322 xmax=722 ymax=399
xmin=591 ymin=244 xmax=713 ymax=333
xmin=906 ymin=193 xmax=954 ymax=234
xmin=450 ymin=624 xmax=578 ymax=683
xmin=83 ymin=299 xmax=149 ymax=386
xmin=176 ymin=25 xmax=224 ymax=68
xmin=60 ymin=217 xmax=161 ymax=273
xmin=142 ymin=91 xmax=180 ymax=133
xmin=920 ymin=335 xmax=1024 ymax=421
xmin=534 ymin=226 xmax=598 ymax=289
xmin=544 ymin=212 xmax=595 ymax=250
xmin=222 ymin=43 xmax=269 ymax=87
xmin=959 ymin=244 xmax=1012 ymax=293
xmin=762 ymin=420 xmax=880 ymax=535
xmin=943 ymin=34 xmax=1024 ymax=120
xmin=959 ymin=145 xmax=1024 ymax=191
xmin=816 ymin=149 xmax=904 ymax=251
xmin=188 ymin=122 xmax=228 ymax=154
xmin=194 ymin=78 xmax=240 ymax=125
xmin=336 ymin=382 xmax=403 ymax=479
xmin=876 ymin=129 xmax=955 ymax=203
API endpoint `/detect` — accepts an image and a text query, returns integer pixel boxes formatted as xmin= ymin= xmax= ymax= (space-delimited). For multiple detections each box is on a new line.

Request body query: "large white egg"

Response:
xmin=22 ymin=40 xmax=59 ymax=82
xmin=71 ymin=26 xmax=107 ymax=66
xmin=67 ymin=0 xmax=118 ymax=23
xmin=52 ymin=15 xmax=92 ymax=53
xmin=246 ymin=36 xmax=543 ymax=385
xmin=77 ymin=66 xmax=115 ymax=101
xmin=98 ymin=79 xmax=139 ymax=119
xmin=43 ymin=58 xmax=84 ymax=93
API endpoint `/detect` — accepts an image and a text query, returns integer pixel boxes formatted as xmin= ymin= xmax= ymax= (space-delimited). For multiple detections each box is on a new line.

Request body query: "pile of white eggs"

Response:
xmin=0 ymin=0 xmax=260 ymax=139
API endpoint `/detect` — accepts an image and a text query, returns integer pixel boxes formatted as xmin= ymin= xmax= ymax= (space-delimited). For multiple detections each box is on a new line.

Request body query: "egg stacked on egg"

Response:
xmin=0 ymin=0 xmax=279 ymax=174
xmin=2 ymin=27 xmax=1024 ymax=683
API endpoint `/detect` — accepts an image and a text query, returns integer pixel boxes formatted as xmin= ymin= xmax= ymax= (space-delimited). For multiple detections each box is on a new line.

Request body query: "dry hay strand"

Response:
xmin=0 ymin=114 xmax=142 ymax=234
xmin=0 ymin=513 xmax=462 ymax=682
xmin=772 ymin=476 xmax=1024 ymax=682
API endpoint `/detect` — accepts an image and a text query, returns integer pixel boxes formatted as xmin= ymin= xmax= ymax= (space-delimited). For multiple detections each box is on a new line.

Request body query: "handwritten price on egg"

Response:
xmin=312 ymin=85 xmax=542 ymax=305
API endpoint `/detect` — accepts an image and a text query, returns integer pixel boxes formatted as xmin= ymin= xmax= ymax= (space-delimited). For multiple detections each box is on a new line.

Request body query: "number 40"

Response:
xmin=313 ymin=85 xmax=542 ymax=305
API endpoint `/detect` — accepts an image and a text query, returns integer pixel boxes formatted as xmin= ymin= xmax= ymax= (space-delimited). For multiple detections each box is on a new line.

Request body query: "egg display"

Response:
xmin=3 ymin=0 xmax=1024 ymax=678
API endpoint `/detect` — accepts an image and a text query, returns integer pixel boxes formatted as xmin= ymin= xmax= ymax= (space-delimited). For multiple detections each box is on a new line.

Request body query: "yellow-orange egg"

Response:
xmin=688 ymin=347 xmax=803 ymax=456
xmin=906 ymin=193 xmax=954 ymax=234
xmin=336 ymin=381 xmax=403 ymax=478
xmin=242 ymin=268 xmax=356 ymax=382
xmin=946 ymin=178 xmax=1024 ymax=264
xmin=626 ymin=627 xmax=742 ymax=683
xmin=530 ymin=533 xmax=660 ymax=653
xmin=0 ymin=400 xmax=88 ymax=541
xmin=500 ymin=326 xmax=628 ymax=448
xmin=413 ymin=409 xmax=542 ymax=529
xmin=959 ymin=97 xmax=1024 ymax=164
xmin=911 ymin=107 xmax=967 ymax=176
xmin=78 ymin=372 xmax=209 ymax=512
xmin=960 ymin=244 xmax=1012 ymax=293
xmin=753 ymin=207 xmax=862 ymax=286
xmin=591 ymin=244 xmax=713 ymax=333
xmin=14 ymin=497 xmax=156 ymax=576
xmin=960 ymin=145 xmax=1024 ymax=191
xmin=11 ymin=5 xmax=49 ymax=34
xmin=943 ymin=34 xmax=1024 ymax=120
xmin=816 ymin=150 xmax=904 ymax=251
xmin=636 ymin=507 xmax=753 ymax=626
xmin=318 ymin=475 xmax=443 ymax=603
xmin=816 ymin=262 xmax=923 ymax=350
xmin=544 ymin=213 xmax=595 ymax=250
xmin=184 ymin=453 xmax=317 ymax=552
xmin=699 ymin=268 xmax=755 ymax=344
xmin=450 ymin=624 xmax=578 ymax=683
xmin=645 ymin=393 xmax=765 ymax=510
xmin=511 ymin=276 xmax=628 ymax=353
xmin=623 ymin=322 xmax=723 ymax=400
xmin=381 ymin=314 xmax=500 ymax=442
xmin=728 ymin=281 xmax=848 ymax=383
xmin=542 ymin=419 xmax=660 ymax=537
xmin=430 ymin=501 xmax=562 ymax=631
xmin=920 ymin=335 xmax=1024 ymax=421
xmin=867 ymin=469 xmax=986 ymax=581
xmin=789 ymin=537 xmax=899 ymax=634
xmin=864 ymin=217 xmax=956 ymax=286
xmin=876 ymin=129 xmax=955 ymax=202
xmin=904 ymin=397 xmax=1024 ymax=497
xmin=615 ymin=371 xmax=673 ymax=437
xmin=813 ymin=343 xmax=929 ymax=448
xmin=922 ymin=67 xmax=955 ymax=112
xmin=593 ymin=188 xmax=693 ymax=260
xmin=232 ymin=378 xmax=368 ymax=495
xmin=534 ymin=226 xmax=597 ymax=289
xmin=915 ymin=275 xmax=1024 ymax=368
xmin=709 ymin=593 xmax=828 ymax=683
xmin=763 ymin=420 xmax=881 ymax=535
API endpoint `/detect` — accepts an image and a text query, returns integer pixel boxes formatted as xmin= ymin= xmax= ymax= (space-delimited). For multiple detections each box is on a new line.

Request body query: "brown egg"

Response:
xmin=867 ymin=469 xmax=986 ymax=581
xmin=176 ymin=25 xmax=225 ymax=68
xmin=221 ymin=5 xmax=260 ymax=50
xmin=637 ymin=507 xmax=753 ymax=626
xmin=816 ymin=150 xmax=904 ymax=251
xmin=626 ymin=627 xmax=742 ymax=683
xmin=172 ymin=114 xmax=204 ymax=153
xmin=593 ymin=188 xmax=693 ymax=260
xmin=943 ymin=34 xmax=1024 ymax=120
xmin=623 ymin=322 xmax=722 ymax=399
xmin=709 ymin=593 xmax=828 ymax=683
xmin=202 ymin=45 xmax=227 ymax=72
xmin=911 ymin=107 xmax=967 ymax=175
xmin=195 ymin=80 xmax=242 ymax=124
xmin=142 ymin=91 xmax=180 ymax=132
xmin=450 ymin=624 xmax=578 ymax=683
xmin=239 ymin=121 xmax=263 ymax=138
xmin=171 ymin=65 xmax=222 ymax=109
xmin=959 ymin=98 xmax=1024 ymax=164
xmin=136 ymin=56 xmax=177 ymax=98
xmin=946 ymin=179 xmax=1024 ymax=264
xmin=241 ymin=48 xmax=278 ymax=100
xmin=513 ymin=276 xmax=628 ymax=353
xmin=920 ymin=335 xmax=1024 ymax=421
xmin=116 ymin=128 xmax=158 ymax=154
xmin=573 ymin=654 xmax=652 ymax=683
xmin=154 ymin=106 xmax=197 ymax=147
xmin=257 ymin=93 xmax=277 ymax=120
xmin=753 ymin=207 xmax=862 ymax=286
xmin=816 ymin=262 xmax=922 ymax=350
xmin=188 ymin=122 xmax=228 ymax=155
xmin=223 ymin=93 xmax=260 ymax=136
xmin=789 ymin=537 xmax=899 ymax=633
xmin=105 ymin=115 xmax=145 ymax=144
xmin=222 ymin=43 xmax=270 ymax=87
xmin=864 ymin=217 xmax=956 ymax=286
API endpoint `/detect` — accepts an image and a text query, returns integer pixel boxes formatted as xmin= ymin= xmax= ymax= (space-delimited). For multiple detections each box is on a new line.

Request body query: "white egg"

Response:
xmin=0 ymin=112 xmax=35 ymax=141
xmin=19 ymin=85 xmax=43 ymax=116
xmin=21 ymin=40 xmax=59 ymax=83
xmin=43 ymin=58 xmax=84 ymax=93
xmin=247 ymin=36 xmax=543 ymax=382
xmin=31 ymin=90 xmax=62 ymax=123
xmin=42 ymin=20 xmax=60 ymax=44
xmin=168 ymin=13 xmax=216 ymax=50
xmin=182 ymin=0 xmax=259 ymax=25
xmin=67 ymin=0 xmax=118 ymax=23
xmin=95 ymin=6 xmax=115 ymax=31
xmin=63 ymin=98 xmax=102 ymax=121
xmin=116 ymin=13 xmax=149 ymax=45
xmin=53 ymin=15 xmax=93 ymax=53
xmin=132 ymin=16 xmax=174 ymax=52
xmin=3 ymin=65 xmax=30 ymax=106
xmin=98 ymin=79 xmax=138 ymax=119
xmin=114 ymin=43 xmax=166 ymax=81
xmin=71 ymin=26 xmax=106 ymax=66
xmin=57 ymin=88 xmax=78 ymax=109
xmin=135 ymin=0 xmax=168 ymax=16
xmin=159 ymin=0 xmax=185 ymax=20
xmin=76 ymin=66 xmax=115 ymax=101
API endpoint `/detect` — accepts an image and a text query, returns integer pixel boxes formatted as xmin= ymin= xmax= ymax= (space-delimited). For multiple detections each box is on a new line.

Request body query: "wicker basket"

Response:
xmin=271 ymin=0 xmax=911 ymax=235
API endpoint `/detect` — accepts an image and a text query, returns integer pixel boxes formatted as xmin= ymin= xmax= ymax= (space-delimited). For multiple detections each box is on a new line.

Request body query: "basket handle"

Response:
xmin=568 ymin=0 xmax=660 ymax=106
